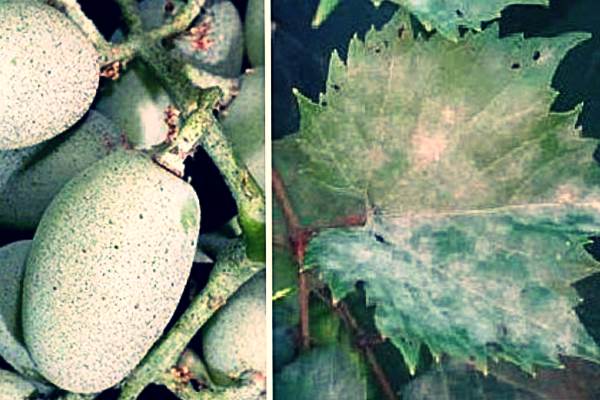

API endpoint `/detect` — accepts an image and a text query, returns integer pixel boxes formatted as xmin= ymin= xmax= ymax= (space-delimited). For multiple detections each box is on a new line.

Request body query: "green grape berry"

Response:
xmin=245 ymin=0 xmax=264 ymax=67
xmin=203 ymin=270 xmax=266 ymax=384
xmin=221 ymin=66 xmax=265 ymax=190
xmin=95 ymin=60 xmax=175 ymax=149
xmin=0 ymin=241 xmax=38 ymax=378
xmin=0 ymin=111 xmax=124 ymax=230
xmin=0 ymin=0 xmax=99 ymax=149
xmin=23 ymin=150 xmax=200 ymax=393
xmin=173 ymin=0 xmax=244 ymax=78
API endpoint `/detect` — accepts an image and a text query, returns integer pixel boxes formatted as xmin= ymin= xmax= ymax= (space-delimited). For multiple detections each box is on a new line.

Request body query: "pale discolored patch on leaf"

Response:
xmin=307 ymin=205 xmax=600 ymax=373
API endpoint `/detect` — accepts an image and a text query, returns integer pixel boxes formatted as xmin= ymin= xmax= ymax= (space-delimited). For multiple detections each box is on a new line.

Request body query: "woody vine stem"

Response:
xmin=52 ymin=0 xmax=265 ymax=398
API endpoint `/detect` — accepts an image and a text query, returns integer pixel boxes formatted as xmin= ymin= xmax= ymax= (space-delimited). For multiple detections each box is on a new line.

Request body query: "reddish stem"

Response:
xmin=273 ymin=169 xmax=312 ymax=350
xmin=336 ymin=302 xmax=398 ymax=400
xmin=273 ymin=167 xmax=398 ymax=399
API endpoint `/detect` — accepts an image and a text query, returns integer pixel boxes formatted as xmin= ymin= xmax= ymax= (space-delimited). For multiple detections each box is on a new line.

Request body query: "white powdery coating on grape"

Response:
xmin=0 ymin=0 xmax=99 ymax=149
xmin=95 ymin=63 xmax=173 ymax=149
xmin=23 ymin=150 xmax=200 ymax=393
xmin=0 ymin=110 xmax=124 ymax=230
xmin=0 ymin=241 xmax=38 ymax=376
xmin=203 ymin=271 xmax=266 ymax=380
xmin=0 ymin=142 xmax=42 ymax=190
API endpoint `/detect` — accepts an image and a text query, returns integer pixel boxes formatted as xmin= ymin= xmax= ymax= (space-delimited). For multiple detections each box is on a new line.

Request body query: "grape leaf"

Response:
xmin=380 ymin=0 xmax=549 ymax=39
xmin=308 ymin=207 xmax=600 ymax=374
xmin=313 ymin=0 xmax=549 ymax=38
xmin=403 ymin=361 xmax=540 ymax=400
xmin=274 ymin=11 xmax=600 ymax=374
xmin=403 ymin=357 xmax=600 ymax=399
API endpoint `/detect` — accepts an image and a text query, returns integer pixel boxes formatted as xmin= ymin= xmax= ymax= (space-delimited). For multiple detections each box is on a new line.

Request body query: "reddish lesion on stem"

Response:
xmin=272 ymin=168 xmax=397 ymax=400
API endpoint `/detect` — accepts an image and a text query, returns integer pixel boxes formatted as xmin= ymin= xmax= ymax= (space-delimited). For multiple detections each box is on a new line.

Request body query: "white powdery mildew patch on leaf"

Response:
xmin=275 ymin=12 xmax=598 ymax=226
xmin=307 ymin=204 xmax=600 ymax=373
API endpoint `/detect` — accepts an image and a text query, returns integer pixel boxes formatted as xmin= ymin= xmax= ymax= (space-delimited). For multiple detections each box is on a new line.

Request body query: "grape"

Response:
xmin=245 ymin=0 xmax=264 ymax=67
xmin=22 ymin=150 xmax=200 ymax=393
xmin=173 ymin=0 xmax=244 ymax=78
xmin=0 ymin=111 xmax=124 ymax=230
xmin=221 ymin=67 xmax=265 ymax=190
xmin=0 ymin=0 xmax=99 ymax=149
xmin=203 ymin=271 xmax=266 ymax=384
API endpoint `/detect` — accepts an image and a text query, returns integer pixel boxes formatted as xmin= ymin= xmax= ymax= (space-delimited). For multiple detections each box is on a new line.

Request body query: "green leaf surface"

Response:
xmin=275 ymin=345 xmax=369 ymax=400
xmin=403 ymin=357 xmax=600 ymax=399
xmin=275 ymin=11 xmax=600 ymax=374
xmin=307 ymin=206 xmax=600 ymax=374
xmin=314 ymin=0 xmax=548 ymax=38
xmin=381 ymin=0 xmax=549 ymax=39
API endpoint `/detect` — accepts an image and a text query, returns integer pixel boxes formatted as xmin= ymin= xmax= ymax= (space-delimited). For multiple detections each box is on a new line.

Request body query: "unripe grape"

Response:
xmin=23 ymin=150 xmax=200 ymax=393
xmin=203 ymin=271 xmax=266 ymax=384
xmin=0 ymin=0 xmax=99 ymax=149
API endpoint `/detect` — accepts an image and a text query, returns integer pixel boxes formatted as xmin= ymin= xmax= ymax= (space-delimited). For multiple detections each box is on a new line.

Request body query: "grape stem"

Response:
xmin=50 ymin=0 xmax=111 ymax=54
xmin=104 ymin=0 xmax=206 ymax=65
xmin=118 ymin=241 xmax=264 ymax=399
xmin=113 ymin=0 xmax=144 ymax=34
xmin=152 ymin=106 xmax=265 ymax=262
xmin=107 ymin=0 xmax=265 ymax=261
xmin=159 ymin=367 xmax=265 ymax=400
xmin=79 ymin=0 xmax=266 ymax=260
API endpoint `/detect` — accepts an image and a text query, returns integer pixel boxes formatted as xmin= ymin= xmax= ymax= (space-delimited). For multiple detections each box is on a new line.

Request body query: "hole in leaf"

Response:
xmin=455 ymin=9 xmax=464 ymax=17
xmin=164 ymin=0 xmax=175 ymax=14
xmin=511 ymin=62 xmax=521 ymax=69
xmin=374 ymin=233 xmax=389 ymax=245
xmin=398 ymin=26 xmax=405 ymax=38
xmin=532 ymin=50 xmax=541 ymax=61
